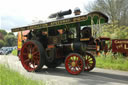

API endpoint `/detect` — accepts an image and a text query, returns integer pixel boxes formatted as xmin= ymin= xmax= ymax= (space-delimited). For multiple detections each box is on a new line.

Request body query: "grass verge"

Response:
xmin=96 ymin=51 xmax=128 ymax=71
xmin=0 ymin=64 xmax=45 ymax=85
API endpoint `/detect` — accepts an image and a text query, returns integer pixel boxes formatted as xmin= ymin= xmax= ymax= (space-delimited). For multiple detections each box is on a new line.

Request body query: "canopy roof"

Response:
xmin=11 ymin=11 xmax=108 ymax=32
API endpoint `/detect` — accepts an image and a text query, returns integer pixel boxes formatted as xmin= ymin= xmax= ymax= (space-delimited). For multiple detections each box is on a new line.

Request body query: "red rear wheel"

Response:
xmin=65 ymin=53 xmax=85 ymax=75
xmin=83 ymin=52 xmax=96 ymax=71
xmin=20 ymin=40 xmax=45 ymax=72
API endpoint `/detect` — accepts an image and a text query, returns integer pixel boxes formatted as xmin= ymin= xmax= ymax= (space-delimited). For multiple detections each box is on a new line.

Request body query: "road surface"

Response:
xmin=0 ymin=54 xmax=128 ymax=85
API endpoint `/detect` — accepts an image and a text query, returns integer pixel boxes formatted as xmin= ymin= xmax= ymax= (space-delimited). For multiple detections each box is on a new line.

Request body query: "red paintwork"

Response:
xmin=83 ymin=53 xmax=95 ymax=71
xmin=20 ymin=41 xmax=40 ymax=72
xmin=99 ymin=37 xmax=111 ymax=40
xmin=112 ymin=39 xmax=128 ymax=55
xmin=48 ymin=45 xmax=55 ymax=48
xmin=17 ymin=30 xmax=29 ymax=50
xmin=65 ymin=53 xmax=84 ymax=75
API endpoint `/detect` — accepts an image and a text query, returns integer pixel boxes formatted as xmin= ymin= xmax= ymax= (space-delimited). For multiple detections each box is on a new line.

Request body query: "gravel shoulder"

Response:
xmin=0 ymin=54 xmax=128 ymax=85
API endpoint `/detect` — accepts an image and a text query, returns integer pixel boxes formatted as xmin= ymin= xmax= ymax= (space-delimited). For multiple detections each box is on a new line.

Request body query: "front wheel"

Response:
xmin=65 ymin=53 xmax=85 ymax=75
xmin=83 ymin=52 xmax=96 ymax=72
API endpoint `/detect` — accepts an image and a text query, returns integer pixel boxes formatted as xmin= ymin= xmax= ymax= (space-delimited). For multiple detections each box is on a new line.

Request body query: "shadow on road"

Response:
xmin=88 ymin=71 xmax=128 ymax=81
xmin=36 ymin=65 xmax=128 ymax=85
xmin=2 ymin=55 xmax=128 ymax=85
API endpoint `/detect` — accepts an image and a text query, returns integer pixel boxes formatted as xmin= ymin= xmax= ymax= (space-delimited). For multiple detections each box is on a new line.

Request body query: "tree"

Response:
xmin=0 ymin=32 xmax=4 ymax=40
xmin=0 ymin=40 xmax=4 ymax=48
xmin=100 ymin=23 xmax=128 ymax=39
xmin=0 ymin=29 xmax=7 ymax=37
xmin=4 ymin=35 xmax=17 ymax=46
xmin=8 ymin=32 xmax=14 ymax=36
xmin=0 ymin=29 xmax=17 ymax=47
xmin=85 ymin=0 xmax=128 ymax=26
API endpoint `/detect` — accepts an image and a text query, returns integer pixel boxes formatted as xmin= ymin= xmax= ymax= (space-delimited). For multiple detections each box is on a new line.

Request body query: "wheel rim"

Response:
xmin=83 ymin=53 xmax=95 ymax=71
xmin=65 ymin=53 xmax=84 ymax=75
xmin=20 ymin=41 xmax=40 ymax=72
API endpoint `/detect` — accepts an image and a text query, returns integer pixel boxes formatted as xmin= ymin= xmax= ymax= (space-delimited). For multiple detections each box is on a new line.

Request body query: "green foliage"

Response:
xmin=4 ymin=34 xmax=17 ymax=46
xmin=99 ymin=23 xmax=128 ymax=39
xmin=8 ymin=32 xmax=15 ymax=35
xmin=96 ymin=51 xmax=128 ymax=71
xmin=0 ymin=29 xmax=17 ymax=47
xmin=0 ymin=29 xmax=7 ymax=37
xmin=0 ymin=40 xmax=5 ymax=48
xmin=0 ymin=64 xmax=45 ymax=85
xmin=85 ymin=0 xmax=128 ymax=26
xmin=12 ymin=49 xmax=17 ymax=56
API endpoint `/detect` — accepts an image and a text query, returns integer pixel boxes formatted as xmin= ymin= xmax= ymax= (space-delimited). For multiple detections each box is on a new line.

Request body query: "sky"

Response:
xmin=0 ymin=0 xmax=95 ymax=32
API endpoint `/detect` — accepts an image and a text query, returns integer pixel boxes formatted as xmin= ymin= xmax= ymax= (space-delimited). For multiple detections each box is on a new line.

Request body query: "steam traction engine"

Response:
xmin=11 ymin=9 xmax=108 ymax=75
